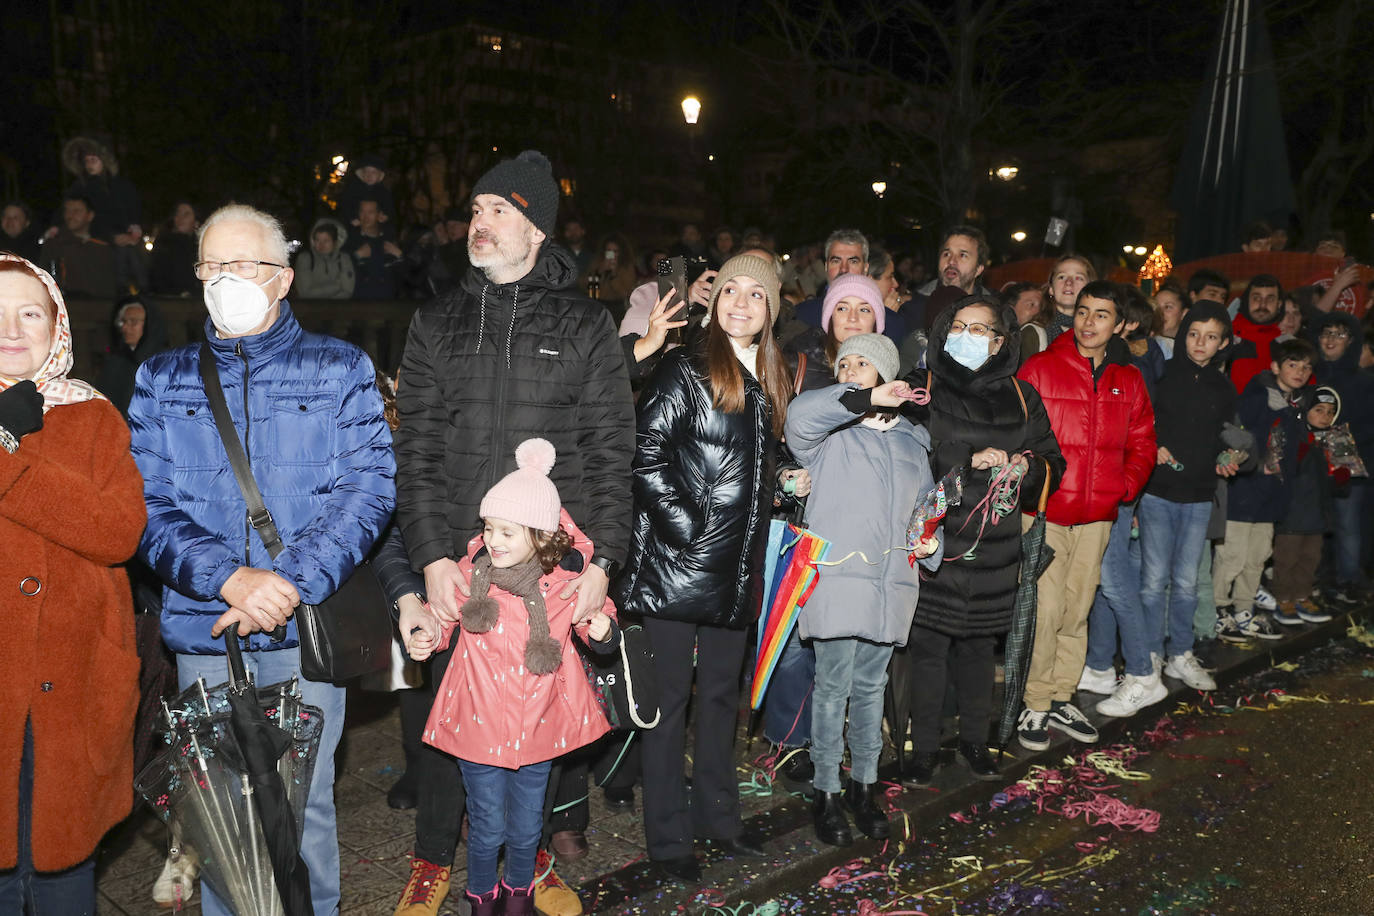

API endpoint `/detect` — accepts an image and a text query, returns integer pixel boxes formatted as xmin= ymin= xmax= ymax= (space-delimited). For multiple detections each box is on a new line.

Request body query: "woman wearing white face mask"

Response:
xmin=892 ymin=294 xmax=1064 ymax=787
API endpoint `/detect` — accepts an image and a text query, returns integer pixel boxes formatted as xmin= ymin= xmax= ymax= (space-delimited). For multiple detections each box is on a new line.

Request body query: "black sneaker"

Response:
xmin=1048 ymin=701 xmax=1099 ymax=743
xmin=778 ymin=748 xmax=813 ymax=793
xmin=900 ymin=751 xmax=940 ymax=788
xmin=1016 ymin=707 xmax=1051 ymax=751
xmin=956 ymin=741 xmax=1001 ymax=780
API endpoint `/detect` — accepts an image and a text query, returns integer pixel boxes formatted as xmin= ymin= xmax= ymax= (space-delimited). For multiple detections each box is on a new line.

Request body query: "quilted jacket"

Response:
xmin=424 ymin=509 xmax=616 ymax=768
xmin=129 ymin=304 xmax=396 ymax=655
xmin=395 ymin=244 xmax=634 ymax=573
xmin=613 ymin=345 xmax=777 ymax=630
xmin=1019 ymin=331 xmax=1155 ymax=527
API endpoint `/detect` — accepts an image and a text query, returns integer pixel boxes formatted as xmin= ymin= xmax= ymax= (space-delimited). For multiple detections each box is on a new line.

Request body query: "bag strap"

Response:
xmin=1037 ymin=456 xmax=1052 ymax=513
xmin=1013 ymin=378 xmax=1028 ymax=422
xmin=793 ymin=352 xmax=807 ymax=396
xmin=198 ymin=341 xmax=286 ymax=560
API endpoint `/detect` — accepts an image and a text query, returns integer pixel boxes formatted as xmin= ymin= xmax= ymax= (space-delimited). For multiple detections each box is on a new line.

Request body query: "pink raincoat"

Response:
xmin=423 ymin=509 xmax=615 ymax=768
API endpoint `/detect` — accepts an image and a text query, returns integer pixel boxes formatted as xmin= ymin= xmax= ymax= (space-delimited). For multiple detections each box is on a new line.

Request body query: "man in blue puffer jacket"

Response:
xmin=128 ymin=204 xmax=396 ymax=916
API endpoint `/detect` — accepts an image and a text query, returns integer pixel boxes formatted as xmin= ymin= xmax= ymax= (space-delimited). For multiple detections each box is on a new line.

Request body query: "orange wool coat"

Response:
xmin=0 ymin=399 xmax=147 ymax=871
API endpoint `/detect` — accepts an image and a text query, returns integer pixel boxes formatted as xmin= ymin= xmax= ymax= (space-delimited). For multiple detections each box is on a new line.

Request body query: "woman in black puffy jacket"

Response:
xmin=614 ymin=254 xmax=792 ymax=883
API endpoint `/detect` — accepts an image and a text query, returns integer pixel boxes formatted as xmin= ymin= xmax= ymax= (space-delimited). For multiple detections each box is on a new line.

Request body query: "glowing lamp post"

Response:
xmin=681 ymin=96 xmax=701 ymax=125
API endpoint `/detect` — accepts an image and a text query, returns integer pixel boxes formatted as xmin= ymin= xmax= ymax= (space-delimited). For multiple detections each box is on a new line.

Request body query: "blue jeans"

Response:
xmin=763 ymin=627 xmax=813 ymax=748
xmin=0 ymin=720 xmax=97 ymax=915
xmin=1138 ymin=494 xmax=1213 ymax=659
xmin=457 ymin=759 xmax=553 ymax=895
xmin=1085 ymin=502 xmax=1152 ymax=677
xmin=1331 ymin=478 xmax=1369 ymax=585
xmin=177 ymin=647 xmax=347 ymax=916
xmin=810 ymin=638 xmax=893 ymax=793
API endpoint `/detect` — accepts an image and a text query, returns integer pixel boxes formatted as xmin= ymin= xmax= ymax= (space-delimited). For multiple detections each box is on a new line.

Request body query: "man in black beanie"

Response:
xmin=392 ymin=150 xmax=634 ymax=916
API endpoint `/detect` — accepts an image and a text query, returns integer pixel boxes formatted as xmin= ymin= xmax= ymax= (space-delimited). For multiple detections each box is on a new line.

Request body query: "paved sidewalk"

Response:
xmin=96 ymin=607 xmax=1371 ymax=914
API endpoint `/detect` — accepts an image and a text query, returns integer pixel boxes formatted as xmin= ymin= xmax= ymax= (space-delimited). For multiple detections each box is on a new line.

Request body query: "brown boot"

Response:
xmin=393 ymin=858 xmax=450 ymax=916
xmin=463 ymin=886 xmax=500 ymax=916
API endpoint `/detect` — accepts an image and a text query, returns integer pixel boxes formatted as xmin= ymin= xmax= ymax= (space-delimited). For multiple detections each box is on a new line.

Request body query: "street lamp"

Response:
xmin=681 ymin=96 xmax=701 ymax=125
xmin=1012 ymin=230 xmax=1027 ymax=242
xmin=871 ymin=180 xmax=887 ymax=198
xmin=993 ymin=165 xmax=1018 ymax=181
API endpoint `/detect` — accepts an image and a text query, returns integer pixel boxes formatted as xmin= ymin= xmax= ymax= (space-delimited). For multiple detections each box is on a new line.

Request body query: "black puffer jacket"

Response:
xmin=613 ymin=345 xmax=777 ymax=629
xmin=395 ymin=244 xmax=635 ymax=570
xmin=904 ymin=301 xmax=1065 ymax=638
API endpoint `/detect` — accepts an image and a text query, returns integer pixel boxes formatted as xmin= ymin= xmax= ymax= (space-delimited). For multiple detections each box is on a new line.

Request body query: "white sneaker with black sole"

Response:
xmin=1076 ymin=666 xmax=1118 ymax=695
xmin=1219 ymin=608 xmax=1282 ymax=642
xmin=1095 ymin=673 xmax=1169 ymax=718
xmin=1048 ymin=701 xmax=1099 ymax=743
xmin=1163 ymin=651 xmax=1216 ymax=691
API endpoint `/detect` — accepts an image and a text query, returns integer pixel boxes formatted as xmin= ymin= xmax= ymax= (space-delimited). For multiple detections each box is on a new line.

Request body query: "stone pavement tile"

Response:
xmin=340 ymin=850 xmax=411 ymax=914
xmin=338 ymin=723 xmax=407 ymax=792
xmin=335 ymin=773 xmax=418 ymax=851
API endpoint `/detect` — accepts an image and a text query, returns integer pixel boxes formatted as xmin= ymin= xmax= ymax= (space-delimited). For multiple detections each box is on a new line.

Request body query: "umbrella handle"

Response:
xmin=223 ymin=623 xmax=249 ymax=690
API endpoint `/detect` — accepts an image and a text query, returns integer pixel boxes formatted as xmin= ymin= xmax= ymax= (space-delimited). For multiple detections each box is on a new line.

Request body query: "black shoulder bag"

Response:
xmin=199 ymin=342 xmax=391 ymax=684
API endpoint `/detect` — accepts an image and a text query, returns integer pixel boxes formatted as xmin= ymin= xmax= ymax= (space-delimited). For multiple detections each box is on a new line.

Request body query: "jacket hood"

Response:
xmin=61 ymin=135 xmax=119 ymax=177
xmin=310 ymin=217 xmax=348 ymax=249
xmin=109 ymin=295 xmax=169 ymax=361
xmin=1309 ymin=309 xmax=1362 ymax=373
xmin=1170 ymin=300 xmax=1233 ymax=363
xmin=460 ymin=241 xmax=578 ymax=297
xmin=927 ymin=297 xmax=1022 ymax=388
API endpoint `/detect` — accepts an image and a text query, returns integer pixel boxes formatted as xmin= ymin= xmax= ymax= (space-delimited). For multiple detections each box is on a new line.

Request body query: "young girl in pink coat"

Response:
xmin=404 ymin=438 xmax=618 ymax=916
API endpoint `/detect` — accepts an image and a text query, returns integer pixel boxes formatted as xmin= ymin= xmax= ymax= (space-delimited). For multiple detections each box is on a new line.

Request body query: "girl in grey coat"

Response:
xmin=784 ymin=333 xmax=942 ymax=848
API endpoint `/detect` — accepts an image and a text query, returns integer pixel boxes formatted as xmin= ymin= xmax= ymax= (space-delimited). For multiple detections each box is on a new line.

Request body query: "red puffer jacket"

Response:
xmin=1018 ymin=333 xmax=1156 ymax=526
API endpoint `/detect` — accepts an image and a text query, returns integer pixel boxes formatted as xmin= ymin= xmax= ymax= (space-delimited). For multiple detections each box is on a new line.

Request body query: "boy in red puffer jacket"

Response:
xmin=1016 ymin=282 xmax=1155 ymax=752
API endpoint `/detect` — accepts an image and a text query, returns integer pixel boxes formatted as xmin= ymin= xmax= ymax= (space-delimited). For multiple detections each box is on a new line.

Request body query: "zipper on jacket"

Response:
xmin=237 ymin=341 xmax=252 ymax=565
xmin=487 ymin=284 xmax=519 ymax=490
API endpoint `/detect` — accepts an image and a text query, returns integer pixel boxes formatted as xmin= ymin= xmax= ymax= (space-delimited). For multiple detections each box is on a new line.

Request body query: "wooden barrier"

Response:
xmin=64 ymin=296 xmax=419 ymax=381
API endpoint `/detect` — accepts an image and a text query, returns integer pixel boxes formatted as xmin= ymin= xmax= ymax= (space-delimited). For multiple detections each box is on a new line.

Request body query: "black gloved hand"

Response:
xmin=0 ymin=380 xmax=44 ymax=440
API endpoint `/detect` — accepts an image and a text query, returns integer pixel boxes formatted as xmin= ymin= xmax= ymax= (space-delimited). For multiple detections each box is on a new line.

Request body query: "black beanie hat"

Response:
xmin=471 ymin=150 xmax=559 ymax=239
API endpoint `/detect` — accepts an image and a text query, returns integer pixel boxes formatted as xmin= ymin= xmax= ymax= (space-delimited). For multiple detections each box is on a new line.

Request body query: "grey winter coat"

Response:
xmin=785 ymin=385 xmax=942 ymax=645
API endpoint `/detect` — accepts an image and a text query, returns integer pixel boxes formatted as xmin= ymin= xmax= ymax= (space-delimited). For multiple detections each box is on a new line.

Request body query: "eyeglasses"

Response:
xmin=194 ymin=259 xmax=285 ymax=281
xmin=1319 ymin=329 xmax=1352 ymax=340
xmin=950 ymin=320 xmax=1000 ymax=338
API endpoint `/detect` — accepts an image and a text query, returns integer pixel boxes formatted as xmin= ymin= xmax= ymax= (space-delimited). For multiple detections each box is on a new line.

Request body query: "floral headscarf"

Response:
xmin=0 ymin=253 xmax=107 ymax=412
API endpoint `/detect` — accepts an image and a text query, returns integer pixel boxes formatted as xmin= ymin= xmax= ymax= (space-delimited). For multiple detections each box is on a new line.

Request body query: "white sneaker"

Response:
xmin=1163 ymin=651 xmax=1216 ymax=691
xmin=152 ymin=846 xmax=198 ymax=908
xmin=1254 ymin=586 xmax=1278 ymax=611
xmin=1076 ymin=666 xmax=1118 ymax=694
xmin=1095 ymin=673 xmax=1169 ymax=717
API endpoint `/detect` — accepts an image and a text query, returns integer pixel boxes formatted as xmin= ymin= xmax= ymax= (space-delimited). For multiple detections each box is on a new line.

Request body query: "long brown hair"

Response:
xmin=705 ymin=314 xmax=791 ymax=439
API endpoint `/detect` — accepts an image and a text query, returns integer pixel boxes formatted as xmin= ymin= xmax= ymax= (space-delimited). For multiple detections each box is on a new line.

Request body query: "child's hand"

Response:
xmin=581 ymin=611 xmax=611 ymax=642
xmin=1157 ymin=445 xmax=1176 ymax=466
xmin=869 ymin=380 xmax=915 ymax=408
xmin=913 ymin=536 xmax=939 ymax=559
xmin=399 ymin=595 xmax=440 ymax=661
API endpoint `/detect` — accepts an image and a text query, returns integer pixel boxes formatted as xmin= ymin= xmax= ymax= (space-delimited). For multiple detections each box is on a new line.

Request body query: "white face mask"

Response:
xmin=204 ymin=271 xmax=279 ymax=337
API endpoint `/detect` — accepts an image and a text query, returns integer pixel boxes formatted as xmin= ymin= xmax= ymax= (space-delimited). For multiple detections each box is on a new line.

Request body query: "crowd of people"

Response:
xmin=1 ymin=141 xmax=1372 ymax=916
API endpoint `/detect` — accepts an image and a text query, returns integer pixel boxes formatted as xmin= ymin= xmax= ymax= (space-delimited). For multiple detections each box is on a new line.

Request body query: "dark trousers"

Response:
xmin=0 ymin=720 xmax=97 ymax=915
xmin=640 ymin=618 xmax=748 ymax=860
xmin=413 ymin=642 xmax=467 ymax=866
xmin=1271 ymin=533 xmax=1323 ymax=602
xmin=908 ymin=625 xmax=996 ymax=753
xmin=547 ymin=731 xmax=641 ymax=833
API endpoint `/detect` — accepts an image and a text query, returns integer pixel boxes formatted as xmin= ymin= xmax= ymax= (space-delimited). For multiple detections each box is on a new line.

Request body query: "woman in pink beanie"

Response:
xmin=784 ymin=272 xmax=886 ymax=393
xmin=402 ymin=438 xmax=619 ymax=916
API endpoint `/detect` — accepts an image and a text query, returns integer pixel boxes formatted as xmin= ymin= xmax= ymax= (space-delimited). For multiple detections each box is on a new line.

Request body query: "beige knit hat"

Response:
xmin=702 ymin=253 xmax=781 ymax=328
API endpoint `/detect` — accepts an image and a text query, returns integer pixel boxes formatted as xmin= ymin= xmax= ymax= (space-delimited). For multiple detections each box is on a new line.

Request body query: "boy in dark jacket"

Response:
xmin=1271 ymin=387 xmax=1343 ymax=625
xmin=1214 ymin=338 xmax=1316 ymax=642
xmin=1113 ymin=302 xmax=1246 ymax=707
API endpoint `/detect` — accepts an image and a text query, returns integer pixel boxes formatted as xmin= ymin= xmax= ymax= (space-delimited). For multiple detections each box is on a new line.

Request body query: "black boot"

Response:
xmin=842 ymin=780 xmax=891 ymax=840
xmin=957 ymin=741 xmax=1001 ymax=780
xmin=900 ymin=751 xmax=940 ymax=788
xmin=811 ymin=790 xmax=853 ymax=847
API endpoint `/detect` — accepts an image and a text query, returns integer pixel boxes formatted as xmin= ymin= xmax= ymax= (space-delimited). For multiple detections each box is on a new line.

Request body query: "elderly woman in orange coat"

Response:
xmin=0 ymin=254 xmax=146 ymax=912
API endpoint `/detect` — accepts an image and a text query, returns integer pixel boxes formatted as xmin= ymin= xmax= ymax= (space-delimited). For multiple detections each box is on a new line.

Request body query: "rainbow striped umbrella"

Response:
xmin=750 ymin=520 xmax=831 ymax=710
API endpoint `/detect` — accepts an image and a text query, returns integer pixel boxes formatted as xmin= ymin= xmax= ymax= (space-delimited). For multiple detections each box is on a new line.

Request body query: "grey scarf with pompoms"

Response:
xmin=459 ymin=556 xmax=563 ymax=675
